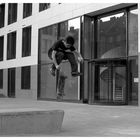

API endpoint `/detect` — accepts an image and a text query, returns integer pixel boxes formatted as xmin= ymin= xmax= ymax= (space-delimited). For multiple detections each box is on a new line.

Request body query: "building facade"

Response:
xmin=0 ymin=3 xmax=139 ymax=105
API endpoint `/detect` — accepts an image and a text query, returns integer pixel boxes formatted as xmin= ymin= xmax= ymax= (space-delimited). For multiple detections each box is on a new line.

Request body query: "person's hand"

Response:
xmin=78 ymin=57 xmax=84 ymax=63
xmin=56 ymin=65 xmax=60 ymax=70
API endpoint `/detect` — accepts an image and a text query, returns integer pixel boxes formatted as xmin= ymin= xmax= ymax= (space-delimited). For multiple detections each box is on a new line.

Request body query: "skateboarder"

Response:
xmin=48 ymin=35 xmax=83 ymax=77
xmin=48 ymin=35 xmax=83 ymax=99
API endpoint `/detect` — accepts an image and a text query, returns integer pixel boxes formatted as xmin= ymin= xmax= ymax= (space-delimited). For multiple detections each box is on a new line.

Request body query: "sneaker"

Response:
xmin=57 ymin=93 xmax=65 ymax=100
xmin=72 ymin=72 xmax=83 ymax=77
xmin=59 ymin=93 xmax=65 ymax=96
xmin=50 ymin=64 xmax=56 ymax=76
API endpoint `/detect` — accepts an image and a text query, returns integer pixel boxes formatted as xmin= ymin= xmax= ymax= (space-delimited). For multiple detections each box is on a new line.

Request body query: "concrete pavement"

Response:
xmin=0 ymin=98 xmax=140 ymax=136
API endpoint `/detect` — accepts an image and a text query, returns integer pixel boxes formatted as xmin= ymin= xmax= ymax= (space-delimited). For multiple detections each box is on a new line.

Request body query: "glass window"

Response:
xmin=39 ymin=3 xmax=50 ymax=12
xmin=8 ymin=68 xmax=15 ymax=97
xmin=129 ymin=57 xmax=138 ymax=105
xmin=0 ymin=36 xmax=4 ymax=61
xmin=59 ymin=17 xmax=80 ymax=50
xmin=23 ymin=3 xmax=32 ymax=18
xmin=0 ymin=4 xmax=5 ymax=28
xmin=7 ymin=31 xmax=16 ymax=60
xmin=128 ymin=7 xmax=138 ymax=105
xmin=96 ymin=12 xmax=126 ymax=59
xmin=39 ymin=24 xmax=58 ymax=64
xmin=58 ymin=17 xmax=80 ymax=99
xmin=0 ymin=69 xmax=3 ymax=89
xmin=128 ymin=8 xmax=138 ymax=56
xmin=38 ymin=17 xmax=81 ymax=100
xmin=21 ymin=66 xmax=31 ymax=89
xmin=22 ymin=26 xmax=31 ymax=57
xmin=8 ymin=3 xmax=17 ymax=25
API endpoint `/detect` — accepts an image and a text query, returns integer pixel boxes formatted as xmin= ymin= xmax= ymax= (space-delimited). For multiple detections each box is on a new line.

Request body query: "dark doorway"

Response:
xmin=93 ymin=59 xmax=127 ymax=104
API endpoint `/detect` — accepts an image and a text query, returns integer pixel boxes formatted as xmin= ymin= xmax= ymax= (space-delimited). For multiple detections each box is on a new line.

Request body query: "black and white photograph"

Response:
xmin=0 ymin=0 xmax=139 ymax=138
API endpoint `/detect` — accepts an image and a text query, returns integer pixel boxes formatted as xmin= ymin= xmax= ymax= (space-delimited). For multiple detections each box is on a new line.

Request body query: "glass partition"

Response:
xmin=38 ymin=17 xmax=81 ymax=100
xmin=59 ymin=17 xmax=80 ymax=50
xmin=39 ymin=24 xmax=58 ymax=64
xmin=97 ymin=12 xmax=126 ymax=59
xmin=128 ymin=7 xmax=138 ymax=105
xmin=128 ymin=8 xmax=138 ymax=56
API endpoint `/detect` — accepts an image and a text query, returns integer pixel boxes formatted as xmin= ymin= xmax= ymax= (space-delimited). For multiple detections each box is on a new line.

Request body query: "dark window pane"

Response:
xmin=23 ymin=3 xmax=32 ymax=18
xmin=22 ymin=26 xmax=31 ymax=57
xmin=8 ymin=68 xmax=15 ymax=97
xmin=21 ymin=66 xmax=31 ymax=89
xmin=0 ymin=4 xmax=5 ymax=28
xmin=8 ymin=3 xmax=17 ymax=25
xmin=128 ymin=8 xmax=138 ymax=56
xmin=7 ymin=31 xmax=16 ymax=60
xmin=97 ymin=12 xmax=126 ymax=59
xmin=39 ymin=24 xmax=58 ymax=64
xmin=39 ymin=3 xmax=50 ymax=12
xmin=0 ymin=69 xmax=3 ymax=89
xmin=0 ymin=36 xmax=4 ymax=61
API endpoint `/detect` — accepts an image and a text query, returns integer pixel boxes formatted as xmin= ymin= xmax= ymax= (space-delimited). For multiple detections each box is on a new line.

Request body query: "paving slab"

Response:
xmin=0 ymin=98 xmax=140 ymax=136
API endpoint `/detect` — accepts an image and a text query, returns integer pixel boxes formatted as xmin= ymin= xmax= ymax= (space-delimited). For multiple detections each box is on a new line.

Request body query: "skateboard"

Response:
xmin=56 ymin=69 xmax=67 ymax=100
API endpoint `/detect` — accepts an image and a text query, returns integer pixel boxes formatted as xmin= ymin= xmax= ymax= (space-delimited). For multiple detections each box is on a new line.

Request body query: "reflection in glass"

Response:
xmin=0 ymin=36 xmax=4 ymax=61
xmin=0 ymin=4 xmax=5 ymax=28
xmin=58 ymin=17 xmax=80 ymax=100
xmin=39 ymin=24 xmax=58 ymax=64
xmin=128 ymin=7 xmax=138 ymax=105
xmin=97 ymin=12 xmax=126 ymax=59
xmin=38 ymin=17 xmax=80 ymax=100
xmin=128 ymin=8 xmax=138 ymax=56
xmin=59 ymin=17 xmax=80 ymax=50
xmin=94 ymin=62 xmax=126 ymax=103
xmin=129 ymin=57 xmax=138 ymax=105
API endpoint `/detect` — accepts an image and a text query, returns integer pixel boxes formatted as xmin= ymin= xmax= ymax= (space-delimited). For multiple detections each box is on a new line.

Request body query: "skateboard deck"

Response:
xmin=56 ymin=69 xmax=67 ymax=100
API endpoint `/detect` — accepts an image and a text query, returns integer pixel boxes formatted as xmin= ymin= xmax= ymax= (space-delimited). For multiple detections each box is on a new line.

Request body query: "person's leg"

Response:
xmin=50 ymin=52 xmax=65 ymax=76
xmin=55 ymin=51 xmax=65 ymax=64
xmin=66 ymin=52 xmax=82 ymax=76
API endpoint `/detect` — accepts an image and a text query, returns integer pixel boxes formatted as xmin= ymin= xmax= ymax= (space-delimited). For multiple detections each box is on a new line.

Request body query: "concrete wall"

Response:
xmin=0 ymin=65 xmax=37 ymax=99
xmin=15 ymin=65 xmax=38 ymax=100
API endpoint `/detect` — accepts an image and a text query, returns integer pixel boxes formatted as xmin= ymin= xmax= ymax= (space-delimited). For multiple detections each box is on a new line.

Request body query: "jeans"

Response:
xmin=52 ymin=51 xmax=78 ymax=75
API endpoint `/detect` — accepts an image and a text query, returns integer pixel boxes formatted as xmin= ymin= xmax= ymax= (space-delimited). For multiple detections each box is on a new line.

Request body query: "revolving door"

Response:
xmin=90 ymin=59 xmax=127 ymax=104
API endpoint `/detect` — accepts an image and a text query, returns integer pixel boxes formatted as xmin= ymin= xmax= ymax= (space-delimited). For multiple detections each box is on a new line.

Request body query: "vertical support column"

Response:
xmin=81 ymin=16 xmax=93 ymax=103
xmin=17 ymin=3 xmax=23 ymax=21
xmin=138 ymin=3 xmax=140 ymax=106
xmin=4 ymin=3 xmax=8 ymax=27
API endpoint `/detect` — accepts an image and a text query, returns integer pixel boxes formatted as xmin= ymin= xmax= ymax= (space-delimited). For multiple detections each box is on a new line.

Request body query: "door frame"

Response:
xmin=88 ymin=58 xmax=128 ymax=105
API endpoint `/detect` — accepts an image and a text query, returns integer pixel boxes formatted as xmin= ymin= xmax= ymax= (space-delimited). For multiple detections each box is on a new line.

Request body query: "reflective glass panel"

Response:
xmin=97 ymin=12 xmax=126 ymax=59
xmin=39 ymin=24 xmax=58 ymax=64
xmin=128 ymin=8 xmax=138 ymax=56
xmin=59 ymin=17 xmax=80 ymax=50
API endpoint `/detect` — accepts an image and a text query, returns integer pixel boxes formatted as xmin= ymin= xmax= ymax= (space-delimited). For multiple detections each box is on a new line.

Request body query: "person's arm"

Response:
xmin=73 ymin=50 xmax=84 ymax=63
xmin=52 ymin=50 xmax=60 ymax=69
